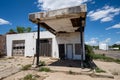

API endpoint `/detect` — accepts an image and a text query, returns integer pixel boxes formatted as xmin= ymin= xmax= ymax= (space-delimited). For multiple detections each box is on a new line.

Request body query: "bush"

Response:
xmin=21 ymin=64 xmax=31 ymax=70
xmin=22 ymin=74 xmax=36 ymax=80
xmin=39 ymin=61 xmax=46 ymax=66
xmin=39 ymin=67 xmax=51 ymax=72
xmin=85 ymin=45 xmax=94 ymax=61
xmin=95 ymin=67 xmax=106 ymax=73
xmin=114 ymin=59 xmax=120 ymax=64
xmin=85 ymin=45 xmax=94 ymax=54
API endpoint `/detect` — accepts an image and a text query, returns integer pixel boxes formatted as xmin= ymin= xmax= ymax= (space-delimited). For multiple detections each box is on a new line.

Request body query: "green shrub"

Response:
xmin=85 ymin=44 xmax=120 ymax=64
xmin=85 ymin=45 xmax=94 ymax=54
xmin=90 ymin=53 xmax=120 ymax=64
xmin=85 ymin=45 xmax=94 ymax=61
xmin=95 ymin=67 xmax=106 ymax=73
xmin=21 ymin=64 xmax=31 ymax=70
xmin=22 ymin=74 xmax=36 ymax=80
xmin=39 ymin=61 xmax=46 ymax=66
xmin=114 ymin=59 xmax=120 ymax=64
xmin=39 ymin=67 xmax=51 ymax=72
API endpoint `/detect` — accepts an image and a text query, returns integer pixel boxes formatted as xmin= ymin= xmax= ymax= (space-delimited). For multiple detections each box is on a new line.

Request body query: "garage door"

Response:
xmin=37 ymin=39 xmax=52 ymax=57
xmin=12 ymin=40 xmax=25 ymax=56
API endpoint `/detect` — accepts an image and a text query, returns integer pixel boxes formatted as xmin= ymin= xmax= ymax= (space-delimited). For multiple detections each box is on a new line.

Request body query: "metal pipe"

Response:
xmin=36 ymin=23 xmax=40 ymax=66
xmin=80 ymin=20 xmax=84 ymax=68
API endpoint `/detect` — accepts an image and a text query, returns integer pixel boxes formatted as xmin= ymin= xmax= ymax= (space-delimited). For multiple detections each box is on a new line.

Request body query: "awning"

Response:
xmin=29 ymin=5 xmax=87 ymax=34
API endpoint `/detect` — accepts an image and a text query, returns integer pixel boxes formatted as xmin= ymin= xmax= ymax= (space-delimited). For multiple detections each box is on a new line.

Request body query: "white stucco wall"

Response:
xmin=56 ymin=32 xmax=85 ymax=60
xmin=6 ymin=31 xmax=59 ymax=58
xmin=6 ymin=31 xmax=85 ymax=60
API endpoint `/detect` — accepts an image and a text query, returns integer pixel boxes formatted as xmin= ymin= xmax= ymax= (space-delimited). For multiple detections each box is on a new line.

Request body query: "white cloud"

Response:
xmin=86 ymin=38 xmax=111 ymax=46
xmin=0 ymin=18 xmax=11 ymax=25
xmin=104 ymin=38 xmax=111 ymax=43
xmin=85 ymin=37 xmax=99 ymax=46
xmin=37 ymin=0 xmax=91 ymax=10
xmin=87 ymin=5 xmax=120 ymax=22
xmin=106 ymin=23 xmax=120 ymax=30
xmin=99 ymin=38 xmax=111 ymax=44
xmin=116 ymin=41 xmax=120 ymax=44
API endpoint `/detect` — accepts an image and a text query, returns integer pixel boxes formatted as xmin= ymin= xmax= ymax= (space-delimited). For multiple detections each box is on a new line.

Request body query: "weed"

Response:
xmin=7 ymin=57 xmax=14 ymax=59
xmin=21 ymin=64 xmax=31 ymax=70
xmin=68 ymin=70 xmax=75 ymax=75
xmin=39 ymin=61 xmax=46 ymax=66
xmin=89 ymin=53 xmax=120 ymax=64
xmin=22 ymin=74 xmax=36 ymax=80
xmin=39 ymin=67 xmax=51 ymax=72
xmin=112 ymin=72 xmax=119 ymax=75
xmin=95 ymin=67 xmax=106 ymax=73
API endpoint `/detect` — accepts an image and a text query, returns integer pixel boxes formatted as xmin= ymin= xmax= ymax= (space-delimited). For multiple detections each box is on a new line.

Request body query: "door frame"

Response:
xmin=58 ymin=44 xmax=65 ymax=59
xmin=66 ymin=44 xmax=73 ymax=59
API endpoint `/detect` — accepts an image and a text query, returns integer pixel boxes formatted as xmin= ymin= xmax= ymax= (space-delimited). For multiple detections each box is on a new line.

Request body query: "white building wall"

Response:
xmin=6 ymin=31 xmax=59 ymax=58
xmin=99 ymin=43 xmax=108 ymax=50
xmin=6 ymin=31 xmax=85 ymax=60
xmin=56 ymin=32 xmax=85 ymax=60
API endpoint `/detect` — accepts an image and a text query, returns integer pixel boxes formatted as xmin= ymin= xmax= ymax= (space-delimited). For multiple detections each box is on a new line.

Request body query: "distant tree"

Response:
xmin=16 ymin=26 xmax=31 ymax=33
xmin=112 ymin=44 xmax=120 ymax=50
xmin=16 ymin=26 xmax=25 ymax=33
xmin=9 ymin=29 xmax=15 ymax=33
xmin=8 ymin=26 xmax=32 ymax=34
xmin=25 ymin=27 xmax=31 ymax=32
xmin=7 ymin=29 xmax=17 ymax=34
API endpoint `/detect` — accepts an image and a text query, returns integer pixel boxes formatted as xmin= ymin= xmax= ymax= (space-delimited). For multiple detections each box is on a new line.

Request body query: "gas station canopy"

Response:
xmin=29 ymin=5 xmax=87 ymax=34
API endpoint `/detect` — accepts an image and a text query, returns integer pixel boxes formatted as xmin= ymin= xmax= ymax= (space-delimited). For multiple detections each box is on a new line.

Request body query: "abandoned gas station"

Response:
xmin=29 ymin=5 xmax=87 ymax=66
xmin=6 ymin=5 xmax=87 ymax=67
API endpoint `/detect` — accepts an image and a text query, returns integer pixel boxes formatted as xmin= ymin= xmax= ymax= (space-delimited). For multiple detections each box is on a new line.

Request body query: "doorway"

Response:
xmin=66 ymin=44 xmax=73 ymax=59
xmin=59 ymin=44 xmax=65 ymax=59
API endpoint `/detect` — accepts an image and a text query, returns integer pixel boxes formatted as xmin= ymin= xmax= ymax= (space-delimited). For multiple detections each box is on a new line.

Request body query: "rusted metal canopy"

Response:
xmin=29 ymin=5 xmax=87 ymax=34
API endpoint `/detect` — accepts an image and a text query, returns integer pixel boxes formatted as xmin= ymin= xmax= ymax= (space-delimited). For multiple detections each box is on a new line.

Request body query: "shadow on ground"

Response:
xmin=48 ymin=59 xmax=97 ymax=69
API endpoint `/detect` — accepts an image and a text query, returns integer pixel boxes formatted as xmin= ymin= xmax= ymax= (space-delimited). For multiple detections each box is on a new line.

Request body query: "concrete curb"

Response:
xmin=46 ymin=66 xmax=114 ymax=79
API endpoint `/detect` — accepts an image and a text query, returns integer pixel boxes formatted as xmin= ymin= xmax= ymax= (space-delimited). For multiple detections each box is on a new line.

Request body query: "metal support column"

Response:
xmin=80 ymin=27 xmax=84 ymax=68
xmin=80 ymin=20 xmax=84 ymax=68
xmin=36 ymin=23 xmax=40 ymax=66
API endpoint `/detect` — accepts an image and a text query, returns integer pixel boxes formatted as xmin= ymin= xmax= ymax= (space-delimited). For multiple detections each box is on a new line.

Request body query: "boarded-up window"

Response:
xmin=75 ymin=44 xmax=81 ymax=55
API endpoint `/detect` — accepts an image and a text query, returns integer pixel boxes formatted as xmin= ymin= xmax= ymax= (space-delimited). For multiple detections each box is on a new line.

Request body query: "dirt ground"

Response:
xmin=0 ymin=57 xmax=120 ymax=80
xmin=94 ymin=60 xmax=120 ymax=80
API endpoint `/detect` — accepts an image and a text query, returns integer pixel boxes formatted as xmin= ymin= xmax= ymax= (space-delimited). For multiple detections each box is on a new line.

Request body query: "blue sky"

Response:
xmin=0 ymin=0 xmax=120 ymax=45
